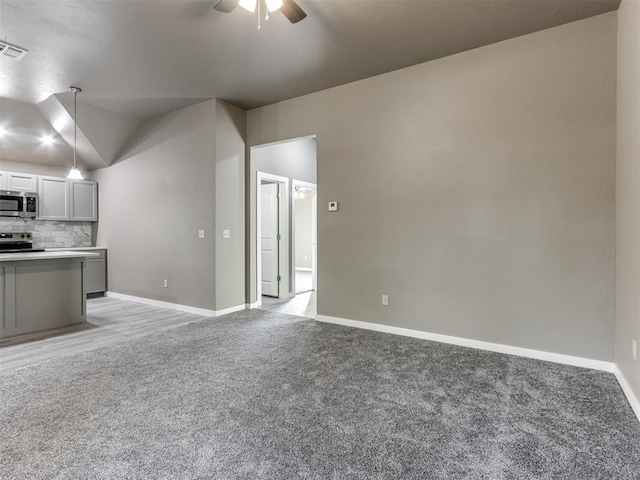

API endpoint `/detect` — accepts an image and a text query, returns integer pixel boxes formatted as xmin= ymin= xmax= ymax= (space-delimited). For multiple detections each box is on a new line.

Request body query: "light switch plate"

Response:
xmin=198 ymin=229 xmax=206 ymax=239
xmin=328 ymin=201 xmax=338 ymax=212
xmin=223 ymin=229 xmax=230 ymax=239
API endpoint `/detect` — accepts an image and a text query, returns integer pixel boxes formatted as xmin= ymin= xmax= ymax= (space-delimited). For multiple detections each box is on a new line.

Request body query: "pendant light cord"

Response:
xmin=73 ymin=89 xmax=77 ymax=169
xmin=67 ymin=86 xmax=83 ymax=179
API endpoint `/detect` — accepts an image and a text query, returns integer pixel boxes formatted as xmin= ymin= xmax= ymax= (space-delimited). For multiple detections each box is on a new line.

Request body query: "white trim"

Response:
xmin=250 ymin=135 xmax=318 ymax=307
xmin=215 ymin=304 xmax=247 ymax=316
xmin=295 ymin=267 xmax=313 ymax=272
xmin=315 ymin=314 xmax=614 ymax=373
xmin=246 ymin=300 xmax=262 ymax=309
xmin=257 ymin=172 xmax=291 ymax=300
xmin=614 ymin=366 xmax=640 ymax=422
xmin=250 ymin=134 xmax=316 ymax=150
xmin=106 ymin=291 xmax=245 ymax=318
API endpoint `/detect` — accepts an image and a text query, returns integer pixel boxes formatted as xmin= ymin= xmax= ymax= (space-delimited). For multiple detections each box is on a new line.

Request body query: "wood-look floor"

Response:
xmin=0 ymin=296 xmax=209 ymax=373
xmin=1 ymin=292 xmax=317 ymax=374
xmin=258 ymin=291 xmax=316 ymax=318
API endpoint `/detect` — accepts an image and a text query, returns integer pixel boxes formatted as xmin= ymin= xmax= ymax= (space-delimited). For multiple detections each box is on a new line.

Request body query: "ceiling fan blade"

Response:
xmin=213 ymin=0 xmax=239 ymax=13
xmin=280 ymin=0 xmax=307 ymax=23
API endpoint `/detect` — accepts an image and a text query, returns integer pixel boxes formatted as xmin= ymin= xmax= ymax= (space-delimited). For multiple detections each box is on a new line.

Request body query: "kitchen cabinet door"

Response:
xmin=72 ymin=249 xmax=106 ymax=294
xmin=85 ymin=258 xmax=106 ymax=294
xmin=69 ymin=180 xmax=97 ymax=222
xmin=0 ymin=172 xmax=6 ymax=189
xmin=38 ymin=176 xmax=69 ymax=220
xmin=7 ymin=172 xmax=38 ymax=192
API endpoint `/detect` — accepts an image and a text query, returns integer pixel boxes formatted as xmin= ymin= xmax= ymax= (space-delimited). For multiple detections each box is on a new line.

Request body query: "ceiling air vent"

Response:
xmin=0 ymin=41 xmax=28 ymax=61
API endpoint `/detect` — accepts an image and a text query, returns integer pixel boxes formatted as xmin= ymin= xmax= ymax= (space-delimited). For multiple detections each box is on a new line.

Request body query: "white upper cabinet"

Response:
xmin=6 ymin=170 xmax=97 ymax=222
xmin=38 ymin=176 xmax=69 ymax=220
xmin=69 ymin=179 xmax=97 ymax=222
xmin=6 ymin=172 xmax=38 ymax=192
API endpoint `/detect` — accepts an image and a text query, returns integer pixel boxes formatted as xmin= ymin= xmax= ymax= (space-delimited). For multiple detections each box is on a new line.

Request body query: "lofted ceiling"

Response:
xmin=0 ymin=0 xmax=621 ymax=169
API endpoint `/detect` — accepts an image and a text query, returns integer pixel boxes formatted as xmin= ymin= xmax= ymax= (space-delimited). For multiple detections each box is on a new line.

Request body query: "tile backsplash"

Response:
xmin=0 ymin=218 xmax=92 ymax=248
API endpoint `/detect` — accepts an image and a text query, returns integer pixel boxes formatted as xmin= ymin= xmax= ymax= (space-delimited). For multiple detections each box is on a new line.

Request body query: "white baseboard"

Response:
xmin=295 ymin=267 xmax=313 ymax=272
xmin=315 ymin=315 xmax=615 ymax=373
xmin=614 ymin=366 xmax=640 ymax=422
xmin=105 ymin=291 xmax=245 ymax=318
xmin=246 ymin=300 xmax=262 ymax=309
xmin=215 ymin=304 xmax=247 ymax=316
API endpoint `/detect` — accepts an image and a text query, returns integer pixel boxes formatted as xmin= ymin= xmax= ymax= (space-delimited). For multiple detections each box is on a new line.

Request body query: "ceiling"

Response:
xmin=0 ymin=0 xmax=621 ymax=168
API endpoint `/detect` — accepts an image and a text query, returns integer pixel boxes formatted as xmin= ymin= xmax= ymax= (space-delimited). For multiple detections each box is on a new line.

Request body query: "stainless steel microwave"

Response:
xmin=0 ymin=191 xmax=38 ymax=218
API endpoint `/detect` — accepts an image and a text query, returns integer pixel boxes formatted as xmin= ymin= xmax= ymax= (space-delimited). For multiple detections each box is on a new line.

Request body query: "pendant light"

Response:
xmin=67 ymin=86 xmax=83 ymax=180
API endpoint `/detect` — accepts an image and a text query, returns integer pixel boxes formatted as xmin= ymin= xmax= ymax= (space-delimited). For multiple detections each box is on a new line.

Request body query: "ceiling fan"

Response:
xmin=213 ymin=0 xmax=307 ymax=24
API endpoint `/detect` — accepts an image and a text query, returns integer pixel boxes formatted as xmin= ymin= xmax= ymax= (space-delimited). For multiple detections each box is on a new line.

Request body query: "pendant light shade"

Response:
xmin=67 ymin=167 xmax=83 ymax=180
xmin=67 ymin=86 xmax=84 ymax=180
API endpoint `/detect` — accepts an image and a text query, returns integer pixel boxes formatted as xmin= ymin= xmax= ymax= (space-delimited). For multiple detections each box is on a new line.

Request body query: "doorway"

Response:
xmin=252 ymin=135 xmax=317 ymax=317
xmin=257 ymin=173 xmax=290 ymax=300
xmin=293 ymin=181 xmax=317 ymax=295
xmin=260 ymin=182 xmax=281 ymax=297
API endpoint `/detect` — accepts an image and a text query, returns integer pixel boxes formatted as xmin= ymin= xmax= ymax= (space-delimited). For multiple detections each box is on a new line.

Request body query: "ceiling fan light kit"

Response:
xmin=239 ymin=0 xmax=257 ymax=13
xmin=265 ymin=0 xmax=284 ymax=12
xmin=239 ymin=0 xmax=282 ymax=13
xmin=214 ymin=0 xmax=307 ymax=25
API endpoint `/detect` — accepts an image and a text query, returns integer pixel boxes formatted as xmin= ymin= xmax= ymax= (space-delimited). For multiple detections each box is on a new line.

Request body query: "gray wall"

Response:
xmin=247 ymin=14 xmax=616 ymax=361
xmin=616 ymin=0 xmax=640 ymax=400
xmin=248 ymin=137 xmax=317 ymax=300
xmin=94 ymin=100 xmax=218 ymax=310
xmin=0 ymin=159 xmax=69 ymax=178
xmin=215 ymin=101 xmax=246 ymax=310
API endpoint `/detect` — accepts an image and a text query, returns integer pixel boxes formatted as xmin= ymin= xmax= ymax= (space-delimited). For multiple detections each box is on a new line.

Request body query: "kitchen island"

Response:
xmin=0 ymin=251 xmax=98 ymax=339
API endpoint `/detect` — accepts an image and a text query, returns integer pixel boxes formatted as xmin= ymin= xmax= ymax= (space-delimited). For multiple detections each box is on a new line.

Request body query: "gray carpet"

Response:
xmin=1 ymin=309 xmax=639 ymax=480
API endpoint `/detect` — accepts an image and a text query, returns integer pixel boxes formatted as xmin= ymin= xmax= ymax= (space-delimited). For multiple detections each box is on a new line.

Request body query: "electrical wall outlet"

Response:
xmin=381 ymin=294 xmax=389 ymax=306
xmin=163 ymin=279 xmax=168 ymax=288
xmin=198 ymin=229 xmax=206 ymax=239
xmin=633 ymin=340 xmax=637 ymax=361
xmin=223 ymin=229 xmax=231 ymax=239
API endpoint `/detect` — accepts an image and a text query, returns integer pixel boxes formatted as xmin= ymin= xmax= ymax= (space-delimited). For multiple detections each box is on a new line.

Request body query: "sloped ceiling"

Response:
xmin=0 ymin=97 xmax=74 ymax=166
xmin=0 ymin=0 xmax=621 ymax=169
xmin=41 ymin=94 xmax=144 ymax=169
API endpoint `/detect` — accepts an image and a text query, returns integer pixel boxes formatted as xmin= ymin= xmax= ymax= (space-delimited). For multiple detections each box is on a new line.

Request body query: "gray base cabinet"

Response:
xmin=83 ymin=249 xmax=107 ymax=294
xmin=0 ymin=257 xmax=87 ymax=338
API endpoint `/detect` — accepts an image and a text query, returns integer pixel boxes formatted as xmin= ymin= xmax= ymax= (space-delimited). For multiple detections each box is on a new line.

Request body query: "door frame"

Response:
xmin=257 ymin=171 xmax=291 ymax=302
xmin=292 ymin=180 xmax=317 ymax=293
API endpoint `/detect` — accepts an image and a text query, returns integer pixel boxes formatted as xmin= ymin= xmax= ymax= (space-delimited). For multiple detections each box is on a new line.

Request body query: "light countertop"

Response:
xmin=45 ymin=247 xmax=107 ymax=251
xmin=0 ymin=251 xmax=100 ymax=262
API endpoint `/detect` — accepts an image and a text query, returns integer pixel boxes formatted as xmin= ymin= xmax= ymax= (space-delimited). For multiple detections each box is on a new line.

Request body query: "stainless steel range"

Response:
xmin=0 ymin=232 xmax=44 ymax=254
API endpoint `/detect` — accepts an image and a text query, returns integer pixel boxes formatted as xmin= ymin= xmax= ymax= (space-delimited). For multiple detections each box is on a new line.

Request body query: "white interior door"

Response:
xmin=261 ymin=183 xmax=280 ymax=297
